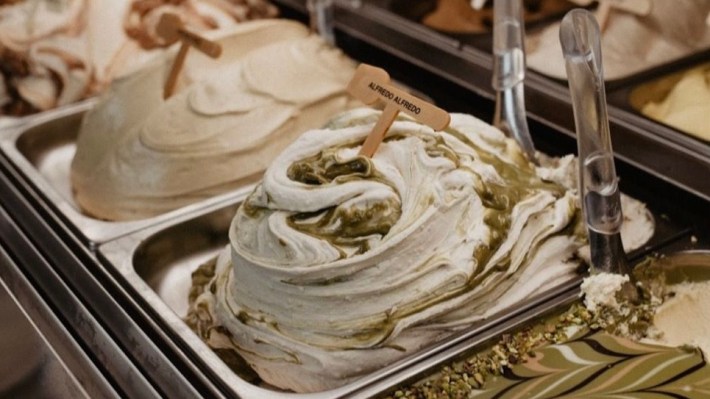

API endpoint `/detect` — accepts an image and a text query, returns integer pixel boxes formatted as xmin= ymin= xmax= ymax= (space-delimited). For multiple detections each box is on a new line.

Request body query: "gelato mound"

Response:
xmin=0 ymin=0 xmax=277 ymax=116
xmin=527 ymin=0 xmax=710 ymax=81
xmin=186 ymin=108 xmax=654 ymax=392
xmin=71 ymin=20 xmax=359 ymax=220
xmin=637 ymin=63 xmax=710 ymax=142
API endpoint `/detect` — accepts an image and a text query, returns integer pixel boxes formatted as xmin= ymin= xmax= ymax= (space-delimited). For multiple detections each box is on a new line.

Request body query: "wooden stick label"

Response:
xmin=347 ymin=64 xmax=450 ymax=157
xmin=157 ymin=12 xmax=223 ymax=99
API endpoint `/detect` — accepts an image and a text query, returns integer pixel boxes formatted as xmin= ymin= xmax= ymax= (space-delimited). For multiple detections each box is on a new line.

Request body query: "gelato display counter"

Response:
xmin=0 ymin=0 xmax=709 ymax=397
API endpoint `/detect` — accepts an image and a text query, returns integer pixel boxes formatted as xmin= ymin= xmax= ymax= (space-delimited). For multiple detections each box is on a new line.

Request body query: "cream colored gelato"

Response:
xmin=649 ymin=280 xmax=710 ymax=355
xmin=638 ymin=63 xmax=710 ymax=141
xmin=580 ymin=272 xmax=629 ymax=312
xmin=581 ymin=267 xmax=710 ymax=356
xmin=0 ymin=0 xmax=276 ymax=116
xmin=71 ymin=20 xmax=359 ymax=220
xmin=186 ymin=108 xmax=654 ymax=392
xmin=527 ymin=0 xmax=710 ymax=81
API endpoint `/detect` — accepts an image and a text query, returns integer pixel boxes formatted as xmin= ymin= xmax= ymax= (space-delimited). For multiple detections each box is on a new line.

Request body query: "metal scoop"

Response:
xmin=560 ymin=10 xmax=636 ymax=300
xmin=492 ymin=0 xmax=538 ymax=165
xmin=307 ymin=0 xmax=335 ymax=45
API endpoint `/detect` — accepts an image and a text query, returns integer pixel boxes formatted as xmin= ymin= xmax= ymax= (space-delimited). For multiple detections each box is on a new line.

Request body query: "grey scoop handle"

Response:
xmin=492 ymin=0 xmax=538 ymax=165
xmin=560 ymin=9 xmax=630 ymax=276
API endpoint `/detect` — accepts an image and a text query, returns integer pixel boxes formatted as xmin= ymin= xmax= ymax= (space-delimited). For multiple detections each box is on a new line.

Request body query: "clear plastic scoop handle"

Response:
xmin=492 ymin=0 xmax=537 ymax=164
xmin=307 ymin=0 xmax=335 ymax=45
xmin=560 ymin=9 xmax=629 ymax=274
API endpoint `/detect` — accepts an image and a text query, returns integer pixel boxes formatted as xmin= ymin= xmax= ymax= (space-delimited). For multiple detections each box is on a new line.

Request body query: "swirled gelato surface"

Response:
xmin=638 ymin=63 xmax=710 ymax=141
xmin=527 ymin=0 xmax=710 ymax=81
xmin=71 ymin=20 xmax=359 ymax=220
xmin=0 ymin=0 xmax=276 ymax=115
xmin=186 ymin=108 xmax=654 ymax=392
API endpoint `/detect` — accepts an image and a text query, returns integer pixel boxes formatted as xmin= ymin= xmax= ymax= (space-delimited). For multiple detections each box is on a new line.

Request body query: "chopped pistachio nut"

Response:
xmin=382 ymin=274 xmax=664 ymax=399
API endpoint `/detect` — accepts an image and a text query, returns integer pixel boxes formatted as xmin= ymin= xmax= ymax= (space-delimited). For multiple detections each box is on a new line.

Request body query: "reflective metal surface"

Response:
xmin=97 ymin=183 xmax=686 ymax=398
xmin=0 ymin=103 xmax=252 ymax=245
xmin=0 ymin=280 xmax=90 ymax=399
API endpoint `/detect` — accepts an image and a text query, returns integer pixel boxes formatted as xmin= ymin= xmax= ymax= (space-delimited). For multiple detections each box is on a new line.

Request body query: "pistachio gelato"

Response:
xmin=527 ymin=0 xmax=710 ymax=81
xmin=0 ymin=0 xmax=276 ymax=116
xmin=186 ymin=108 xmax=654 ymax=392
xmin=71 ymin=20 xmax=359 ymax=220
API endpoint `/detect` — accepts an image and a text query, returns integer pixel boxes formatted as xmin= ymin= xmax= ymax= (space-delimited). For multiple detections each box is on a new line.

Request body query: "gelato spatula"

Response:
xmin=492 ymin=0 xmax=538 ymax=165
xmin=560 ymin=10 xmax=636 ymax=298
xmin=307 ymin=0 xmax=335 ymax=45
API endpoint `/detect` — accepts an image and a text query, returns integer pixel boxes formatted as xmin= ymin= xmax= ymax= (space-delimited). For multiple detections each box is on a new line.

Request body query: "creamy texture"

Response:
xmin=186 ymin=108 xmax=654 ymax=392
xmin=580 ymin=272 xmax=629 ymax=312
xmin=640 ymin=63 xmax=710 ymax=141
xmin=0 ymin=0 xmax=276 ymax=115
xmin=71 ymin=20 xmax=359 ymax=220
xmin=583 ymin=269 xmax=710 ymax=356
xmin=650 ymin=280 xmax=710 ymax=355
xmin=527 ymin=0 xmax=710 ymax=81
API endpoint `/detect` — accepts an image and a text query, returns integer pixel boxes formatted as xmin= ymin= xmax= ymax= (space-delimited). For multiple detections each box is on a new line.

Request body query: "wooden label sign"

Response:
xmin=347 ymin=64 xmax=450 ymax=157
xmin=156 ymin=13 xmax=223 ymax=99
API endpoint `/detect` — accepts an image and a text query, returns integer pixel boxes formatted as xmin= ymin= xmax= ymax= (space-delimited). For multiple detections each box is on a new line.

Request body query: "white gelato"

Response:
xmin=71 ymin=20 xmax=359 ymax=220
xmin=0 ymin=0 xmax=276 ymax=115
xmin=187 ymin=108 xmax=655 ymax=392
xmin=580 ymin=272 xmax=629 ymax=312
xmin=527 ymin=0 xmax=710 ymax=81
xmin=650 ymin=280 xmax=710 ymax=355
xmin=583 ymin=268 xmax=710 ymax=357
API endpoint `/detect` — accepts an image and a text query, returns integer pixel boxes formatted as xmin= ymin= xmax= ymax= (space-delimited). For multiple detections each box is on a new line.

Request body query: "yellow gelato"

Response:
xmin=639 ymin=63 xmax=710 ymax=141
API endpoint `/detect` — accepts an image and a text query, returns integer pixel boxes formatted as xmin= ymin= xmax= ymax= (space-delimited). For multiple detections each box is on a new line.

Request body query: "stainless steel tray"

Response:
xmin=0 ymin=102 xmax=252 ymax=245
xmin=97 ymin=186 xmax=687 ymax=398
xmin=0 ymin=116 xmax=23 ymax=133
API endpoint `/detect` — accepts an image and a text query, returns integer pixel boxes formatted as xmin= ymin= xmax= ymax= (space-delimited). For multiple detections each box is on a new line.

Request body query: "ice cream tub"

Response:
xmin=355 ymin=249 xmax=710 ymax=399
xmin=96 ymin=196 xmax=582 ymax=399
xmin=95 ymin=170 xmax=685 ymax=398
xmin=0 ymin=103 xmax=253 ymax=245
